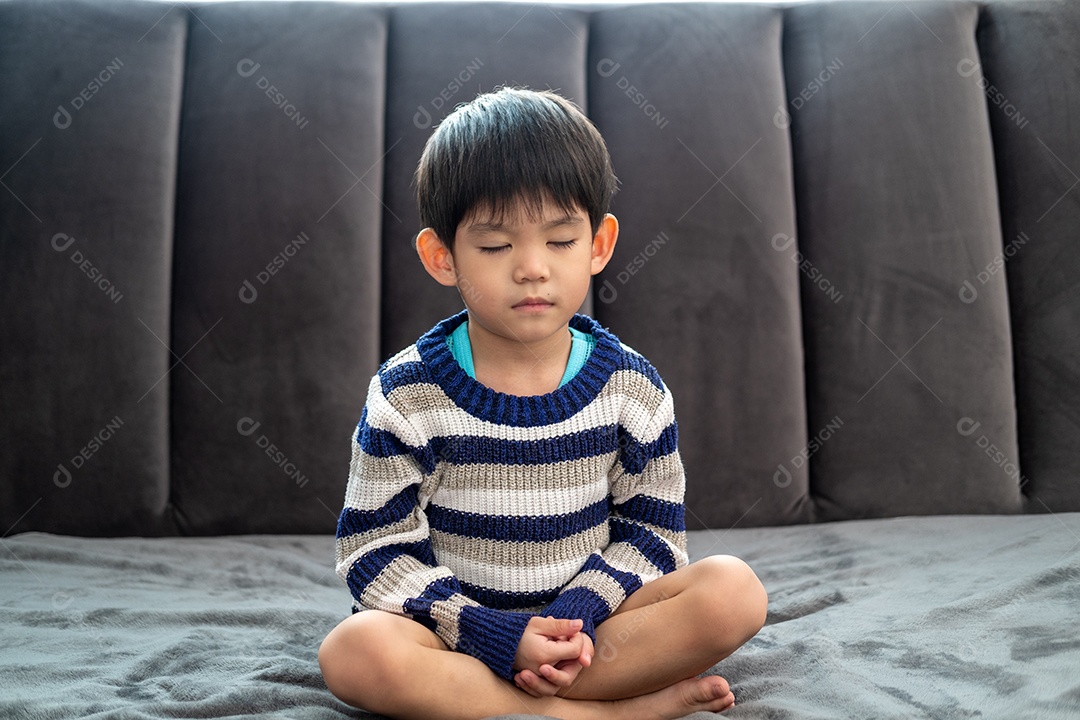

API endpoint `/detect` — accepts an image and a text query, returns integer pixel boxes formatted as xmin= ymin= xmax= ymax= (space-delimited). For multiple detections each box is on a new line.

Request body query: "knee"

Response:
xmin=690 ymin=555 xmax=768 ymax=645
xmin=319 ymin=614 xmax=369 ymax=704
xmin=319 ymin=611 xmax=404 ymax=708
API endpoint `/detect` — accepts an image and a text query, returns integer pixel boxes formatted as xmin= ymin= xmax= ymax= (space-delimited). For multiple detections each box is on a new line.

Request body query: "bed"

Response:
xmin=2 ymin=0 xmax=1079 ymax=717
xmin=4 ymin=514 xmax=1079 ymax=718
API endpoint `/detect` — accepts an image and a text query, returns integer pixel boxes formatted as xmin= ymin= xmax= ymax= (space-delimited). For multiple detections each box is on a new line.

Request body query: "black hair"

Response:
xmin=414 ymin=87 xmax=618 ymax=250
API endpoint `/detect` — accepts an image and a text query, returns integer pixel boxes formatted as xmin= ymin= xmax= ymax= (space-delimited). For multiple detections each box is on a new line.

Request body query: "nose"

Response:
xmin=513 ymin=245 xmax=549 ymax=283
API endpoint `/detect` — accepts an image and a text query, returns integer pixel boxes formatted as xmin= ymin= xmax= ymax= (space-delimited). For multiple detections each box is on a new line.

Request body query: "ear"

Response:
xmin=589 ymin=214 xmax=619 ymax=275
xmin=416 ymin=228 xmax=458 ymax=287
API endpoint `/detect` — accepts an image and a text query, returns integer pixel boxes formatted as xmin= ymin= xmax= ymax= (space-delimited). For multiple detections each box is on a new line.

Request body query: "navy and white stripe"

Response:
xmin=334 ymin=310 xmax=688 ymax=680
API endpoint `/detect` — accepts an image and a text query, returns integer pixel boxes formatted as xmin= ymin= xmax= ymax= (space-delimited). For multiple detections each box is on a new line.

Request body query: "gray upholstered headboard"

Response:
xmin=1 ymin=0 xmax=1077 ymax=536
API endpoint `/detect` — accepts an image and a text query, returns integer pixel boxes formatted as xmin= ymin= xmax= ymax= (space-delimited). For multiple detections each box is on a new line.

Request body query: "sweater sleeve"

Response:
xmin=541 ymin=379 xmax=689 ymax=640
xmin=334 ymin=373 xmax=534 ymax=680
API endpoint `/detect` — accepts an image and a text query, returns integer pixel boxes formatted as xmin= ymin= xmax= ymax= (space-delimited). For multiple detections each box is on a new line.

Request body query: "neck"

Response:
xmin=466 ymin=318 xmax=572 ymax=396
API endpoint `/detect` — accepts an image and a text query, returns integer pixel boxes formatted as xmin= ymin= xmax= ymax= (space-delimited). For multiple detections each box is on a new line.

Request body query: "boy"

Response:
xmin=319 ymin=88 xmax=767 ymax=720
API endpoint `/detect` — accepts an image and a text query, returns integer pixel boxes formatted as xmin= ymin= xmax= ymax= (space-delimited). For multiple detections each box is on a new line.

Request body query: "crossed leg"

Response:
xmin=319 ymin=555 xmax=767 ymax=720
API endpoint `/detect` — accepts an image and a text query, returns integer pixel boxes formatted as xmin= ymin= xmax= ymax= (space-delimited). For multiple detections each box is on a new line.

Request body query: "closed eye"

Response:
xmin=550 ymin=240 xmax=577 ymax=249
xmin=478 ymin=245 xmax=510 ymax=254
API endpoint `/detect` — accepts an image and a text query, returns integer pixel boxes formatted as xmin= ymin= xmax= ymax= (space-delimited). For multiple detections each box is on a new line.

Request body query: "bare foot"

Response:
xmin=607 ymin=676 xmax=735 ymax=719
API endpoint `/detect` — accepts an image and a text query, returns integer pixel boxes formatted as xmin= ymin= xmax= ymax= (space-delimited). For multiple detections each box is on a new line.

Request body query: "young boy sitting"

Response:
xmin=319 ymin=87 xmax=767 ymax=720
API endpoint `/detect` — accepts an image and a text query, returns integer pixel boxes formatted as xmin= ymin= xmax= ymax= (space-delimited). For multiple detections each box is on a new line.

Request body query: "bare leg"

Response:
xmin=319 ymin=610 xmax=736 ymax=720
xmin=555 ymin=554 xmax=768 ymax=701
xmin=319 ymin=555 xmax=766 ymax=719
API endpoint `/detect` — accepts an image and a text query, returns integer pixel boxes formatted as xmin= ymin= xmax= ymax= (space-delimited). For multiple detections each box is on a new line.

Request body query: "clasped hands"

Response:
xmin=512 ymin=617 xmax=594 ymax=697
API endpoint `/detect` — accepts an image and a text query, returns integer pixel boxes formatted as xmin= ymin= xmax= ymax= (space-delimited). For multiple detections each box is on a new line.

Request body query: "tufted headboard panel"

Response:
xmin=1 ymin=0 xmax=1076 ymax=535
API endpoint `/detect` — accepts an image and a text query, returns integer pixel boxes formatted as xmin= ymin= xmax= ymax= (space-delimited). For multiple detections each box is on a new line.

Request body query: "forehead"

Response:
xmin=460 ymin=194 xmax=588 ymax=232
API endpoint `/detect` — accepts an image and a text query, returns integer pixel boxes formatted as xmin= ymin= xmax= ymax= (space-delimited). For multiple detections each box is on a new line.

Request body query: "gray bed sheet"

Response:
xmin=2 ymin=514 xmax=1078 ymax=719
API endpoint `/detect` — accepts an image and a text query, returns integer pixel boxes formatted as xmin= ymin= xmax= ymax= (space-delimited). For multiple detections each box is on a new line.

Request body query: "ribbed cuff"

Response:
xmin=543 ymin=587 xmax=610 ymax=642
xmin=454 ymin=605 xmax=535 ymax=680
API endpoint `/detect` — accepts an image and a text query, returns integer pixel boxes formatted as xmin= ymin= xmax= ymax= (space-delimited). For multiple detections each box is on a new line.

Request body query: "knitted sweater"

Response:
xmin=334 ymin=310 xmax=689 ymax=680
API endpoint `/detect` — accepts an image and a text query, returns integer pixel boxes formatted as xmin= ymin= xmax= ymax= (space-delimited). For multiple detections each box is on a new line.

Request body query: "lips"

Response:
xmin=513 ymin=297 xmax=553 ymax=309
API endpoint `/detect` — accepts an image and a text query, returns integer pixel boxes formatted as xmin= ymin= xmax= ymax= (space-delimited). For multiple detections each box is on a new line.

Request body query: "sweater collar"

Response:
xmin=415 ymin=310 xmax=623 ymax=425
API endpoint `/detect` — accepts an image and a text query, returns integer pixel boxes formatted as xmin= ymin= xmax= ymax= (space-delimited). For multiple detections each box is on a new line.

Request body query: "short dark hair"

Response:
xmin=414 ymin=87 xmax=617 ymax=250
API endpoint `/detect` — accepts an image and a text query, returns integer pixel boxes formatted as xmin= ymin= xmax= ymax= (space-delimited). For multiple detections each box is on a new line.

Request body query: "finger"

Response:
xmin=578 ymin=634 xmax=594 ymax=667
xmin=550 ymin=660 xmax=585 ymax=687
xmin=538 ymin=662 xmax=578 ymax=687
xmin=517 ymin=682 xmax=542 ymax=698
xmin=540 ymin=617 xmax=584 ymax=638
xmin=518 ymin=668 xmax=561 ymax=696
xmin=541 ymin=636 xmax=589 ymax=665
xmin=564 ymin=632 xmax=591 ymax=665
xmin=579 ymin=645 xmax=592 ymax=667
xmin=553 ymin=658 xmax=584 ymax=679
xmin=514 ymin=671 xmax=543 ymax=698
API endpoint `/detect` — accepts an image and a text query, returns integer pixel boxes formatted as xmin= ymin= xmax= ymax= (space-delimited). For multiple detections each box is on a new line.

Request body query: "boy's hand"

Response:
xmin=512 ymin=617 xmax=593 ymax=697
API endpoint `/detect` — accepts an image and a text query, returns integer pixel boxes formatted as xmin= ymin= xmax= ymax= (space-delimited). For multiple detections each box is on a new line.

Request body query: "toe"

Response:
xmin=703 ymin=675 xmax=730 ymax=700
xmin=681 ymin=676 xmax=735 ymax=712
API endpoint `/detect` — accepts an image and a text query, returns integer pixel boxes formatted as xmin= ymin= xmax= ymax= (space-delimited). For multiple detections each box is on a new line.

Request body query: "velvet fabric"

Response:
xmin=1 ymin=0 xmax=1075 ymax=537
xmin=169 ymin=2 xmax=387 ymax=534
xmin=977 ymin=1 xmax=1080 ymax=515
xmin=783 ymin=1 xmax=1023 ymax=520
xmin=0 ymin=0 xmax=187 ymax=535
xmin=2 ymin=516 xmax=1077 ymax=718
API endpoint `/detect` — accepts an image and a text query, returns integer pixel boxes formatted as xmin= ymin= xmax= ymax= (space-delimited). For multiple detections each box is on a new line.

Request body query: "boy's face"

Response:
xmin=417 ymin=197 xmax=618 ymax=348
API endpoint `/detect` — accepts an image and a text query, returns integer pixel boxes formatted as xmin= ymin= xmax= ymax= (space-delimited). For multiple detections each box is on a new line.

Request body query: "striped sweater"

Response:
xmin=334 ymin=310 xmax=688 ymax=680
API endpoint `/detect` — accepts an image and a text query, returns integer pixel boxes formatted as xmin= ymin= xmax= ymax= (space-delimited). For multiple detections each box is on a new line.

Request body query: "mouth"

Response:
xmin=512 ymin=297 xmax=554 ymax=311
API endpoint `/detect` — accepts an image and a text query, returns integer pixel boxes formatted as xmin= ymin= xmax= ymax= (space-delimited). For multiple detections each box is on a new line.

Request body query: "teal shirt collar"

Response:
xmin=446 ymin=320 xmax=595 ymax=388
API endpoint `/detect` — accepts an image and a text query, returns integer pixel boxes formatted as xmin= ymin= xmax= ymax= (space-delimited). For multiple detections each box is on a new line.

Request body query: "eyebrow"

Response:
xmin=465 ymin=214 xmax=586 ymax=235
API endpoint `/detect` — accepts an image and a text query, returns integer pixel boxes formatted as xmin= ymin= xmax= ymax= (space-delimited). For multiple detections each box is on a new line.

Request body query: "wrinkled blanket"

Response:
xmin=2 ymin=514 xmax=1078 ymax=719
